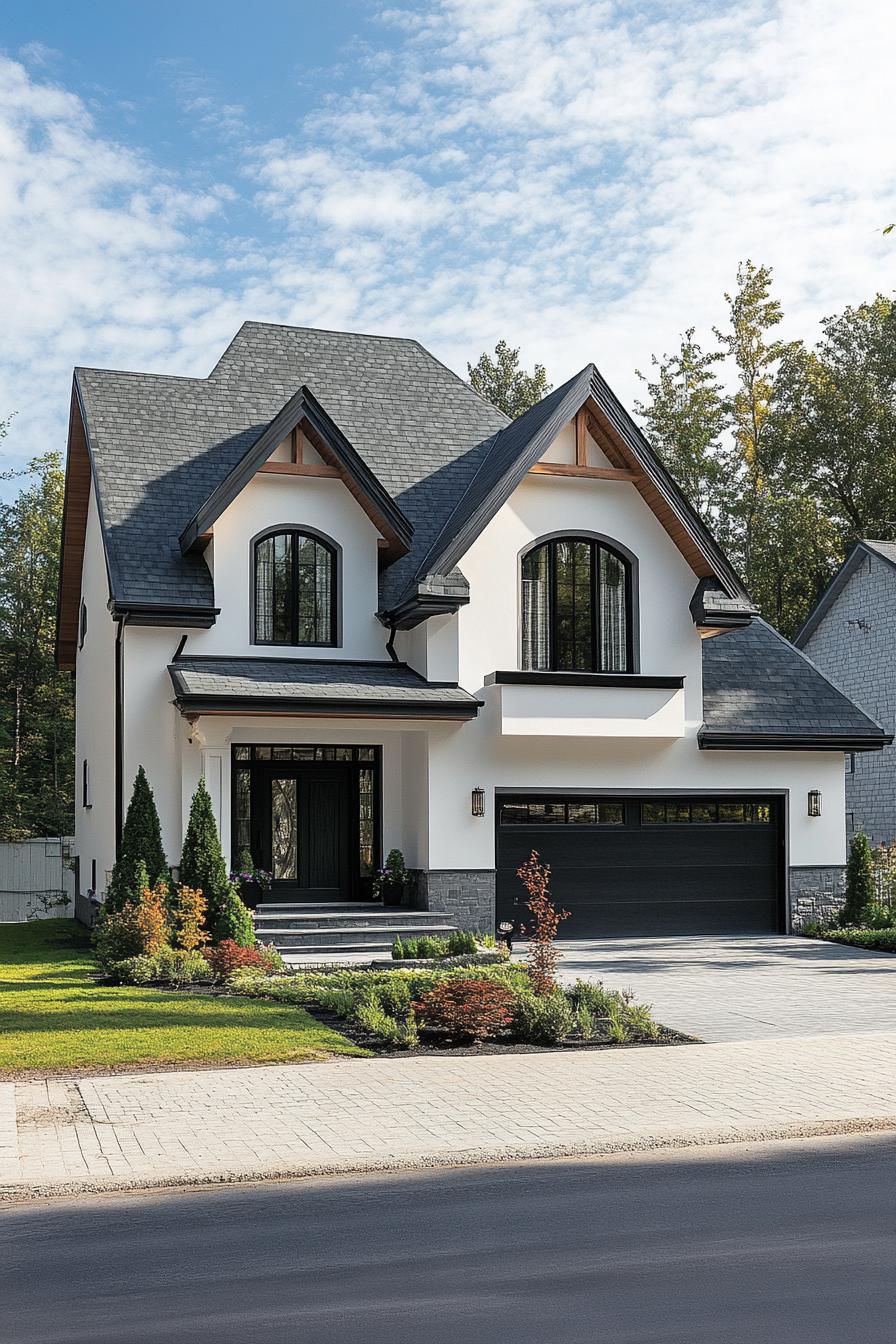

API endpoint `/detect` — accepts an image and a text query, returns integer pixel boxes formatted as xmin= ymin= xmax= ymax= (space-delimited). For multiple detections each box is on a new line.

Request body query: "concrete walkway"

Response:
xmin=2 ymin=1032 xmax=895 ymax=1198
xmin=552 ymin=935 xmax=896 ymax=1042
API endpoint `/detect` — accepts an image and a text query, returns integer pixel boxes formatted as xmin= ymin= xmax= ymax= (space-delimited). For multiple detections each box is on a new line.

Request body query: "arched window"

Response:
xmin=253 ymin=530 xmax=337 ymax=646
xmin=521 ymin=536 xmax=632 ymax=673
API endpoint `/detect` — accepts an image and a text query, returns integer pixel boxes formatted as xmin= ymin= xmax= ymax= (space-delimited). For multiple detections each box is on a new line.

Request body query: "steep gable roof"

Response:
xmin=794 ymin=540 xmax=896 ymax=648
xmin=58 ymin=321 xmax=756 ymax=666
xmin=385 ymin=363 xmax=756 ymax=626
xmin=701 ymin=618 xmax=891 ymax=750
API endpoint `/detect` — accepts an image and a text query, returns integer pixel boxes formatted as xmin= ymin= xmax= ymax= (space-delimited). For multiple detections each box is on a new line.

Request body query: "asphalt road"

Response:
xmin=2 ymin=1135 xmax=895 ymax=1343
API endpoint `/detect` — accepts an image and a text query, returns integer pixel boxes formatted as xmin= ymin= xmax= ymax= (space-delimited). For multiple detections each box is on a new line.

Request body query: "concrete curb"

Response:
xmin=3 ymin=1113 xmax=895 ymax=1205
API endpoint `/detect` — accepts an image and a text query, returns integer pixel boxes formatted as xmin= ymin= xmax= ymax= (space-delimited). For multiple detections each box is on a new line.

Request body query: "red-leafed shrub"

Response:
xmin=412 ymin=978 xmax=515 ymax=1042
xmin=202 ymin=939 xmax=280 ymax=978
xmin=516 ymin=850 xmax=569 ymax=994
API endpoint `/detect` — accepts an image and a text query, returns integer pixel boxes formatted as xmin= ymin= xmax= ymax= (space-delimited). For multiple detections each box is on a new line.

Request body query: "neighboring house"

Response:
xmin=796 ymin=540 xmax=896 ymax=849
xmin=55 ymin=324 xmax=889 ymax=937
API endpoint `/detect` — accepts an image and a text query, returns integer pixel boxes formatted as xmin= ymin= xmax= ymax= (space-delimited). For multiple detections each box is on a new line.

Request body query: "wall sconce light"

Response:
xmin=471 ymin=786 xmax=485 ymax=817
xmin=808 ymin=790 xmax=822 ymax=818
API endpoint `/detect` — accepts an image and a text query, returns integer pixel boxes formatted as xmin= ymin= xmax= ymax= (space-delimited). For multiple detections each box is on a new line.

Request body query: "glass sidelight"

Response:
xmin=270 ymin=777 xmax=298 ymax=879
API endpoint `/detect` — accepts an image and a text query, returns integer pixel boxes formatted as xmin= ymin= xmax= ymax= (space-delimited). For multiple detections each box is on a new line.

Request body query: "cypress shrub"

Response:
xmin=104 ymin=767 xmax=168 ymax=912
xmin=179 ymin=777 xmax=231 ymax=935
xmin=213 ymin=883 xmax=257 ymax=947
xmin=841 ymin=832 xmax=875 ymax=926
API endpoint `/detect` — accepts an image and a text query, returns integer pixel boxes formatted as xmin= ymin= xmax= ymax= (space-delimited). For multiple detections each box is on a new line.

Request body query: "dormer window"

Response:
xmin=253 ymin=529 xmax=337 ymax=646
xmin=521 ymin=536 xmax=632 ymax=672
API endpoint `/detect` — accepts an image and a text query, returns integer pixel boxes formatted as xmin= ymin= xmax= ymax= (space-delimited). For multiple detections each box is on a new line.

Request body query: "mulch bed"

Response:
xmin=136 ymin=981 xmax=697 ymax=1055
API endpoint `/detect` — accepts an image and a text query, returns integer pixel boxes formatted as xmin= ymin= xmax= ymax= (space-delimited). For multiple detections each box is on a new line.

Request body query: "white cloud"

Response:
xmin=1 ymin=1 xmax=894 ymax=476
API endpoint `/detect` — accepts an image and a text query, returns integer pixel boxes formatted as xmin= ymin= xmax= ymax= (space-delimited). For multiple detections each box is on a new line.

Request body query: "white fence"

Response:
xmin=0 ymin=838 xmax=75 ymax=922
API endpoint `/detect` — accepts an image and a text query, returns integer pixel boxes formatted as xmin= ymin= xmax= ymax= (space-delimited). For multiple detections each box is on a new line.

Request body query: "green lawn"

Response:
xmin=0 ymin=920 xmax=366 ymax=1075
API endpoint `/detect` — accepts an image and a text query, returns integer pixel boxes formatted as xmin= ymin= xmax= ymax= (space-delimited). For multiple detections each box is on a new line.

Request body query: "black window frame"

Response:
xmin=78 ymin=600 xmax=88 ymax=650
xmin=252 ymin=528 xmax=338 ymax=648
xmin=520 ymin=536 xmax=634 ymax=674
xmin=81 ymin=759 xmax=91 ymax=809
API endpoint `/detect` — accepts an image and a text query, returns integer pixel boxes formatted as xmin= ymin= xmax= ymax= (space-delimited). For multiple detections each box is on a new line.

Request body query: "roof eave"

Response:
xmin=698 ymin=729 xmax=893 ymax=752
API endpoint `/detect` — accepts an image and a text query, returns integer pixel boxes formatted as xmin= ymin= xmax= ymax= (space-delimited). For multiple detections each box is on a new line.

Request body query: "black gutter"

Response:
xmin=699 ymin=730 xmax=893 ymax=752
xmin=114 ymin=613 xmax=128 ymax=855
xmin=110 ymin=602 xmax=219 ymax=628
xmin=486 ymin=670 xmax=685 ymax=690
xmin=171 ymin=696 xmax=481 ymax=720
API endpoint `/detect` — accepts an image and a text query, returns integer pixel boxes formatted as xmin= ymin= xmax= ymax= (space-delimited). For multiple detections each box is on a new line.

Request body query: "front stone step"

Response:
xmin=253 ymin=909 xmax=455 ymax=932
xmin=253 ymin=901 xmax=462 ymax=963
xmin=258 ymin=924 xmax=458 ymax=949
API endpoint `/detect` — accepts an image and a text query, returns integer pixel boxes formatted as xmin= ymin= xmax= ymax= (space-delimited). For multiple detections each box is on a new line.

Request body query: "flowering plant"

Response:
xmin=372 ymin=848 xmax=408 ymax=901
xmin=229 ymin=848 xmax=272 ymax=892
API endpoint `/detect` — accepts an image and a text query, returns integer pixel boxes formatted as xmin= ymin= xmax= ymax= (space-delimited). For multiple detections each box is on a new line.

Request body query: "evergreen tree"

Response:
xmin=0 ymin=450 xmax=74 ymax=838
xmin=467 ymin=341 xmax=552 ymax=418
xmin=179 ymin=777 xmax=230 ymax=931
xmin=841 ymin=832 xmax=875 ymax=926
xmin=635 ymin=328 xmax=731 ymax=526
xmin=104 ymin=768 xmax=168 ymax=911
xmin=214 ymin=885 xmax=257 ymax=947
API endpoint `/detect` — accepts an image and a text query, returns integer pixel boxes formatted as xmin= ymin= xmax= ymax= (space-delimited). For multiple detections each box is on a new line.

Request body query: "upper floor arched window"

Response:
xmin=521 ymin=536 xmax=633 ymax=673
xmin=253 ymin=529 xmax=337 ymax=646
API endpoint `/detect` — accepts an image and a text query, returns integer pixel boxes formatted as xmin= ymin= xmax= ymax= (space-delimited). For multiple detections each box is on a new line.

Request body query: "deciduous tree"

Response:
xmin=468 ymin=340 xmax=552 ymax=418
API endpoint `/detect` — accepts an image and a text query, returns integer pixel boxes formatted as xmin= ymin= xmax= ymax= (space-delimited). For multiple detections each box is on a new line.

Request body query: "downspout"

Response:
xmin=385 ymin=620 xmax=399 ymax=664
xmin=114 ymin=613 xmax=129 ymax=856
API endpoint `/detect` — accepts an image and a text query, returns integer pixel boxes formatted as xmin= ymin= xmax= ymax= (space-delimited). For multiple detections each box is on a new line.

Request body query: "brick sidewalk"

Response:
xmin=3 ymin=1033 xmax=896 ymax=1197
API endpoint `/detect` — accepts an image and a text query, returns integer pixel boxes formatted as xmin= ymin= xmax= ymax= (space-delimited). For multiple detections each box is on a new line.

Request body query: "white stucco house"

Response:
xmin=56 ymin=323 xmax=889 ymax=941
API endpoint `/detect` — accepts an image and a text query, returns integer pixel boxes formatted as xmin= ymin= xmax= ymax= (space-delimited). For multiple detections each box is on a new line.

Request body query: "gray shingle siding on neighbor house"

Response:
xmin=798 ymin=544 xmax=896 ymax=845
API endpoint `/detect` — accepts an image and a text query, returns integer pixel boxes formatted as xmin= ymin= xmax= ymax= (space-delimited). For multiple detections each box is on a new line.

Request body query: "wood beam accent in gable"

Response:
xmin=56 ymin=389 xmax=93 ymax=670
xmin=257 ymin=462 xmax=340 ymax=478
xmin=528 ymin=462 xmax=640 ymax=482
xmin=575 ymin=408 xmax=587 ymax=466
xmin=583 ymin=398 xmax=714 ymax=578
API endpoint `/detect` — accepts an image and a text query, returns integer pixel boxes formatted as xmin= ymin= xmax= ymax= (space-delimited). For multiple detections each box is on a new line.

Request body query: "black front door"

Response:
xmin=256 ymin=766 xmax=352 ymax=902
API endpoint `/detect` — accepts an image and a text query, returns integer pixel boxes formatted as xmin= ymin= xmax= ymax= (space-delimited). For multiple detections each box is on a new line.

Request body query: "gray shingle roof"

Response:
xmin=168 ymin=657 xmax=481 ymax=718
xmin=76 ymin=322 xmax=507 ymax=612
xmin=701 ymin=618 xmax=890 ymax=748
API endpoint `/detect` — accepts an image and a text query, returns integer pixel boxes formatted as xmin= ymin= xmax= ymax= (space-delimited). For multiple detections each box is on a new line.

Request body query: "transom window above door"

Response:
xmin=520 ymin=536 xmax=632 ymax=673
xmin=253 ymin=529 xmax=337 ymax=646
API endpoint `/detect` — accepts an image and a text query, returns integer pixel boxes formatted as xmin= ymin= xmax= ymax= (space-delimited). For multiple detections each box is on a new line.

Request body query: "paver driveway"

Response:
xmin=551 ymin=935 xmax=896 ymax=1043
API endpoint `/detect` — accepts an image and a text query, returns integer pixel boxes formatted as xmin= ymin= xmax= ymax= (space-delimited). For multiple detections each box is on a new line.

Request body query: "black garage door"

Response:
xmin=496 ymin=796 xmax=783 ymax=937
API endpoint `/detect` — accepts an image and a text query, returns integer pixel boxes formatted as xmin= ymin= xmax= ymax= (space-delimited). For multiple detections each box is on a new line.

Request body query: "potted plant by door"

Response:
xmin=230 ymin=849 xmax=272 ymax=910
xmin=374 ymin=849 xmax=409 ymax=907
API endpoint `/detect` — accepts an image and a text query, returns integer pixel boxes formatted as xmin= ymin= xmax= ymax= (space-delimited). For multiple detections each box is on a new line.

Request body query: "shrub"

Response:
xmin=373 ymin=848 xmax=408 ymax=902
xmin=567 ymin=979 xmax=617 ymax=1016
xmin=212 ymin=883 xmax=256 ymax=947
xmin=168 ymin=885 xmax=209 ymax=951
xmin=202 ymin=939 xmax=280 ymax=978
xmin=135 ymin=881 xmax=170 ymax=956
xmin=816 ymin=927 xmax=896 ymax=952
xmin=180 ymin=778 xmax=231 ymax=933
xmin=863 ymin=902 xmax=895 ymax=931
xmin=841 ymin=832 xmax=875 ymax=926
xmin=412 ymin=978 xmax=515 ymax=1042
xmin=114 ymin=948 xmax=213 ymax=986
xmin=575 ymin=1004 xmax=597 ymax=1041
xmin=512 ymin=989 xmax=574 ymax=1045
xmin=447 ymin=930 xmax=477 ymax=956
xmin=105 ymin=768 xmax=168 ymax=910
xmin=516 ymin=850 xmax=569 ymax=993
xmin=354 ymin=997 xmax=419 ymax=1048
xmin=93 ymin=904 xmax=147 ymax=970
xmin=624 ymin=1003 xmax=658 ymax=1040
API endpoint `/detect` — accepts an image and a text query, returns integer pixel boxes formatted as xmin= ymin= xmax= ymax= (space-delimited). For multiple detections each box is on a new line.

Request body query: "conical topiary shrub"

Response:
xmin=104 ymin=767 xmax=168 ymax=912
xmin=179 ymin=776 xmax=231 ymax=935
xmin=840 ymin=831 xmax=875 ymax=926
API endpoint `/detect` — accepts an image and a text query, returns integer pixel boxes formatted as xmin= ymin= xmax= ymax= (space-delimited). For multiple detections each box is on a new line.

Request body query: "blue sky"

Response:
xmin=0 ymin=0 xmax=893 ymax=472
